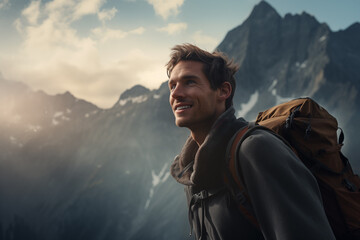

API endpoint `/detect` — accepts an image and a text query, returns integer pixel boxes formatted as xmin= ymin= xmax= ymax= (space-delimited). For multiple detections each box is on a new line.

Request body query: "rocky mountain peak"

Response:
xmin=248 ymin=1 xmax=281 ymax=23
xmin=344 ymin=22 xmax=360 ymax=36
xmin=119 ymin=84 xmax=150 ymax=100
xmin=55 ymin=91 xmax=75 ymax=101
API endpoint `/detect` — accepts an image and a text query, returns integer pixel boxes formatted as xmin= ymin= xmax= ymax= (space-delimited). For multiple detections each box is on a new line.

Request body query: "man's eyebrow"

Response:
xmin=169 ymin=75 xmax=200 ymax=84
xmin=179 ymin=75 xmax=201 ymax=81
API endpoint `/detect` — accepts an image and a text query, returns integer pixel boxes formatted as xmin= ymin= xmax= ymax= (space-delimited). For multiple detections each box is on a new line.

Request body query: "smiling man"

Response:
xmin=167 ymin=44 xmax=335 ymax=240
xmin=168 ymin=60 xmax=231 ymax=145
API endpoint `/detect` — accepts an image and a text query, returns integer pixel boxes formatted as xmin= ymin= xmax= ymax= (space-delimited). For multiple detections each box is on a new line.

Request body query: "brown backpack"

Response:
xmin=228 ymin=98 xmax=360 ymax=240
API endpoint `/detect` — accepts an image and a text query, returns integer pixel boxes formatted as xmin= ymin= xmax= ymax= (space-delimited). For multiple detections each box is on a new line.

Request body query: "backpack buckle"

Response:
xmin=193 ymin=190 xmax=209 ymax=203
xmin=198 ymin=190 xmax=208 ymax=199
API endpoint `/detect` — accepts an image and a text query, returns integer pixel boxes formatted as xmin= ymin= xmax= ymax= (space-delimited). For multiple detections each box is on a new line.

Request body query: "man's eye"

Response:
xmin=170 ymin=85 xmax=176 ymax=90
xmin=187 ymin=80 xmax=195 ymax=85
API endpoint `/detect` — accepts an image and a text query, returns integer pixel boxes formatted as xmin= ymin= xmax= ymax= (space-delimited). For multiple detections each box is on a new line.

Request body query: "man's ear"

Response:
xmin=218 ymin=82 xmax=232 ymax=101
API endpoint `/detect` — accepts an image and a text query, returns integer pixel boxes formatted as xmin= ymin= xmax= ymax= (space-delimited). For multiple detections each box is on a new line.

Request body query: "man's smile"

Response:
xmin=174 ymin=104 xmax=193 ymax=112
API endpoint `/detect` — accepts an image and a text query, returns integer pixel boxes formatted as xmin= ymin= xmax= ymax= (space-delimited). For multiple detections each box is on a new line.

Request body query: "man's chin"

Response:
xmin=175 ymin=119 xmax=190 ymax=128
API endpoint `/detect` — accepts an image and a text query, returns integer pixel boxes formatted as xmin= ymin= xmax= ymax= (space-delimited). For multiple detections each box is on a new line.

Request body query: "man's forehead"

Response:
xmin=169 ymin=61 xmax=204 ymax=79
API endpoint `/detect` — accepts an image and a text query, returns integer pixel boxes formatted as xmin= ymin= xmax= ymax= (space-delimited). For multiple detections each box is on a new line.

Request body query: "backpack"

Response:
xmin=227 ymin=97 xmax=360 ymax=240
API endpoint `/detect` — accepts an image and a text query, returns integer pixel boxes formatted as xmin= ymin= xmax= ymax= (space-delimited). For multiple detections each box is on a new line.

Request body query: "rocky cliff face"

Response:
xmin=218 ymin=2 xmax=330 ymax=111
xmin=217 ymin=1 xmax=360 ymax=161
xmin=1 ymin=1 xmax=359 ymax=240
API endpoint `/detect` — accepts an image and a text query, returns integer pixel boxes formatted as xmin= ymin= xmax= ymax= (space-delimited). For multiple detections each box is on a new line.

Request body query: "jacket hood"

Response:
xmin=170 ymin=107 xmax=247 ymax=190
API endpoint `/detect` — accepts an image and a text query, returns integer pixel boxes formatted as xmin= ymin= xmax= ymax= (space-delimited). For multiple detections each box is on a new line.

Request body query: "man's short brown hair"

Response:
xmin=166 ymin=43 xmax=238 ymax=109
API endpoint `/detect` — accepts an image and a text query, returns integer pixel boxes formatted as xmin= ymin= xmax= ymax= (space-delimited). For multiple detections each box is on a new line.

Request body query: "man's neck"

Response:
xmin=190 ymin=108 xmax=228 ymax=146
xmin=191 ymin=130 xmax=209 ymax=146
xmin=190 ymin=120 xmax=215 ymax=146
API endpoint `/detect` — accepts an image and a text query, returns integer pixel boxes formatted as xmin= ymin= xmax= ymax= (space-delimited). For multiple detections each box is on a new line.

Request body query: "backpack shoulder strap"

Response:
xmin=227 ymin=122 xmax=275 ymax=187
xmin=225 ymin=122 xmax=285 ymax=227
xmin=225 ymin=122 xmax=260 ymax=227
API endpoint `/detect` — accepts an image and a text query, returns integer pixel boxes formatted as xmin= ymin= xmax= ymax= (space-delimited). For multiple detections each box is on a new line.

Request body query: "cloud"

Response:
xmin=146 ymin=0 xmax=184 ymax=20
xmin=22 ymin=0 xmax=41 ymax=25
xmin=98 ymin=7 xmax=118 ymax=22
xmin=92 ymin=26 xmax=145 ymax=42
xmin=3 ymin=0 xmax=159 ymax=108
xmin=92 ymin=27 xmax=127 ymax=41
xmin=39 ymin=0 xmax=105 ymax=23
xmin=2 ymin=46 xmax=167 ymax=108
xmin=116 ymin=49 xmax=167 ymax=87
xmin=192 ymin=30 xmax=219 ymax=51
xmin=13 ymin=18 xmax=23 ymax=34
xmin=0 ymin=0 xmax=9 ymax=9
xmin=129 ymin=27 xmax=145 ymax=35
xmin=15 ymin=0 xmax=140 ymax=48
xmin=73 ymin=0 xmax=104 ymax=21
xmin=43 ymin=0 xmax=75 ymax=22
xmin=157 ymin=22 xmax=187 ymax=35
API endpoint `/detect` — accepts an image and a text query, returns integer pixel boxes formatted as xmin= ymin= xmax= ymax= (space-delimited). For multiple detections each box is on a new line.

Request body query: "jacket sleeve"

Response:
xmin=237 ymin=129 xmax=336 ymax=240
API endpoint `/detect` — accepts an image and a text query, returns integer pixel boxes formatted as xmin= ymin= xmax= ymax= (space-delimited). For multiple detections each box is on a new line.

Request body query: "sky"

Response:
xmin=0 ymin=0 xmax=359 ymax=108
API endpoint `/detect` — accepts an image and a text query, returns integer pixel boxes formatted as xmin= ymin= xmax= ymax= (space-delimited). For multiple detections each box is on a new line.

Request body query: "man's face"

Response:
xmin=168 ymin=61 xmax=224 ymax=131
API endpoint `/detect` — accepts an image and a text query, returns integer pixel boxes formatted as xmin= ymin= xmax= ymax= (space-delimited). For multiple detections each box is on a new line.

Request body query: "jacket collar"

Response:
xmin=170 ymin=107 xmax=247 ymax=190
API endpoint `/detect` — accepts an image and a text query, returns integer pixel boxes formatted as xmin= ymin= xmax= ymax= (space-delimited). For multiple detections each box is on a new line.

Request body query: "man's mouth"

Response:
xmin=175 ymin=105 xmax=192 ymax=111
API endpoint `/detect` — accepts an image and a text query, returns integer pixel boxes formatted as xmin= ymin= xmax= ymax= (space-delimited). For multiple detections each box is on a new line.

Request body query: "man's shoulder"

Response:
xmin=236 ymin=126 xmax=304 ymax=180
xmin=238 ymin=127 xmax=289 ymax=157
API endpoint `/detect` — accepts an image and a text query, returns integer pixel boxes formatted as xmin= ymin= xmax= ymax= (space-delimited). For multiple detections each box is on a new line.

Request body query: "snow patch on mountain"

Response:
xmin=119 ymin=95 xmax=148 ymax=106
xmin=116 ymin=110 xmax=126 ymax=117
xmin=319 ymin=35 xmax=327 ymax=42
xmin=52 ymin=111 xmax=70 ymax=125
xmin=144 ymin=163 xmax=170 ymax=209
xmin=237 ymin=91 xmax=259 ymax=118
xmin=295 ymin=61 xmax=307 ymax=69
xmin=268 ymin=79 xmax=278 ymax=91
xmin=271 ymin=88 xmax=294 ymax=105
xmin=151 ymin=164 xmax=170 ymax=187
xmin=85 ymin=110 xmax=98 ymax=118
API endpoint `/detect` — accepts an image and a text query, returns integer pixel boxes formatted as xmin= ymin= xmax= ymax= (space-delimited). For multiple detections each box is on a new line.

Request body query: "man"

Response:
xmin=167 ymin=44 xmax=336 ymax=239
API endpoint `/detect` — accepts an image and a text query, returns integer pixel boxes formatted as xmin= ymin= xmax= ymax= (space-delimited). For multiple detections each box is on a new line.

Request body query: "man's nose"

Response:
xmin=171 ymin=84 xmax=185 ymax=99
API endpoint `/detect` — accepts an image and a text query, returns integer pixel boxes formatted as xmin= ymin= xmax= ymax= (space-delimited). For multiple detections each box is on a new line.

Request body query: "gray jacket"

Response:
xmin=170 ymin=107 xmax=335 ymax=240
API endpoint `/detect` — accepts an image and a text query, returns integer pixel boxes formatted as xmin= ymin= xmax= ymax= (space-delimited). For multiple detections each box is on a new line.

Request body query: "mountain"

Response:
xmin=0 ymin=77 xmax=100 ymax=163
xmin=1 ymin=1 xmax=359 ymax=239
xmin=217 ymin=0 xmax=360 ymax=161
xmin=0 ymin=79 xmax=190 ymax=240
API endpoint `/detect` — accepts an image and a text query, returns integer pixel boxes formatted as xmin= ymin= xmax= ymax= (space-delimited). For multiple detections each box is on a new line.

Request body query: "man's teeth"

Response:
xmin=177 ymin=105 xmax=191 ymax=110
